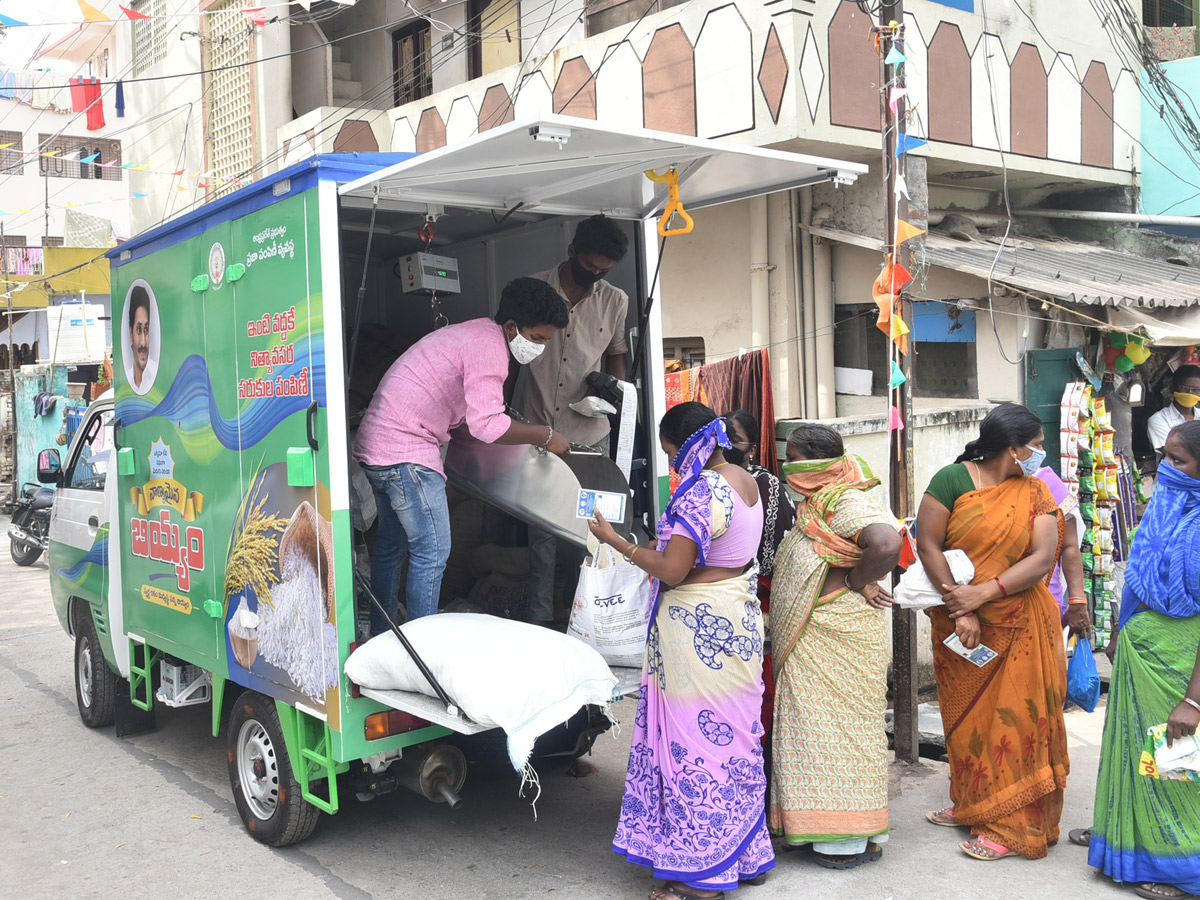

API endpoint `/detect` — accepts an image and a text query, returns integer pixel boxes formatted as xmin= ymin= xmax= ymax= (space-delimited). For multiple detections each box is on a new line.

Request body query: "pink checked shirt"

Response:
xmin=353 ymin=318 xmax=513 ymax=477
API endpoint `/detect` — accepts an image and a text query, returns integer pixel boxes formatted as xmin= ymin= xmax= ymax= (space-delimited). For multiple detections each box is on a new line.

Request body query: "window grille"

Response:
xmin=38 ymin=134 xmax=122 ymax=181
xmin=204 ymin=2 xmax=256 ymax=195
xmin=131 ymin=0 xmax=170 ymax=76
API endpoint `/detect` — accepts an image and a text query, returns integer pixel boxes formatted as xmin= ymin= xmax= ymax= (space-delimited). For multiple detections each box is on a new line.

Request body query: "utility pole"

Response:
xmin=878 ymin=4 xmax=920 ymax=765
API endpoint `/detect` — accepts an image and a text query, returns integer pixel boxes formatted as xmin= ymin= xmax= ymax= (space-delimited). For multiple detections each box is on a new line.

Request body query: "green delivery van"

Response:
xmin=40 ymin=116 xmax=864 ymax=845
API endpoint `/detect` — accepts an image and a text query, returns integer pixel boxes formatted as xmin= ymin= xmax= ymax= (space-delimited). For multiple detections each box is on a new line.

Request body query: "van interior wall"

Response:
xmin=338 ymin=210 xmax=643 ymax=622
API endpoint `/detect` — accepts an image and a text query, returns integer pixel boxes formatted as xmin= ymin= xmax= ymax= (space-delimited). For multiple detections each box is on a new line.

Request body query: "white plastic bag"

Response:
xmin=568 ymin=542 xmax=653 ymax=668
xmin=893 ymin=548 xmax=976 ymax=609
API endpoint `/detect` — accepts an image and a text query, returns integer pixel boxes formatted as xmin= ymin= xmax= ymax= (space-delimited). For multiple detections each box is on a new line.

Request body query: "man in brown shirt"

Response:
xmin=520 ymin=215 xmax=630 ymax=625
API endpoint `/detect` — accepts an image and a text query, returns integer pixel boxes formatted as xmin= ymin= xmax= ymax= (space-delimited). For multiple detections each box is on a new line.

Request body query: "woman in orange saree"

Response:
xmin=915 ymin=404 xmax=1069 ymax=862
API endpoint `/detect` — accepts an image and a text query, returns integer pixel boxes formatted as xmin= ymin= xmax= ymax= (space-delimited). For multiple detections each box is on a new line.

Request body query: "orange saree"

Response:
xmin=929 ymin=475 xmax=1069 ymax=859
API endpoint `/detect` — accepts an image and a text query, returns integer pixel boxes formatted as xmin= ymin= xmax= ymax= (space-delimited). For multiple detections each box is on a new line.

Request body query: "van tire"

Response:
xmin=227 ymin=692 xmax=320 ymax=846
xmin=74 ymin=608 xmax=117 ymax=728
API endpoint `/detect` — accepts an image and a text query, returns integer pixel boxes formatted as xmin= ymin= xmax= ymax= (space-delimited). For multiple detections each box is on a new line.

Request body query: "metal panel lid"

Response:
xmin=338 ymin=116 xmax=867 ymax=219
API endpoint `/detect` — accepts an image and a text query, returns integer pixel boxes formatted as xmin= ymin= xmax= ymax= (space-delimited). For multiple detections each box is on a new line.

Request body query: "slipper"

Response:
xmin=1068 ymin=828 xmax=1092 ymax=847
xmin=857 ymin=841 xmax=884 ymax=863
xmin=1135 ymin=885 xmax=1192 ymax=900
xmin=650 ymin=885 xmax=725 ymax=900
xmin=812 ymin=850 xmax=863 ymax=870
xmin=960 ymin=836 xmax=1013 ymax=861
xmin=740 ymin=873 xmax=768 ymax=886
xmin=926 ymin=806 xmax=961 ymax=827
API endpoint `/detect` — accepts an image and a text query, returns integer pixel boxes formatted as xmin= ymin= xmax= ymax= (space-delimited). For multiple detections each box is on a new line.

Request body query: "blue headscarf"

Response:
xmin=659 ymin=417 xmax=732 ymax=568
xmin=1120 ymin=459 xmax=1200 ymax=628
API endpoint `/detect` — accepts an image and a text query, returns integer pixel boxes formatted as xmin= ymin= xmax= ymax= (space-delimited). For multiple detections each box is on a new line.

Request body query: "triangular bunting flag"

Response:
xmin=896 ymin=134 xmax=927 ymax=157
xmin=133 ymin=192 xmax=148 ymax=198
xmin=244 ymin=7 xmax=267 ymax=27
xmin=888 ymin=87 xmax=909 ymax=116
xmin=889 ymin=360 xmax=907 ymax=387
xmin=885 ymin=46 xmax=907 ymax=66
xmin=80 ymin=153 xmax=99 ymax=163
xmin=67 ymin=201 xmax=79 ymax=208
xmin=99 ymin=160 xmax=119 ymax=167
xmin=172 ymin=169 xmax=185 ymax=175
xmin=293 ymin=0 xmax=312 ymax=10
xmin=120 ymin=5 xmax=152 ymax=18
xmin=41 ymin=151 xmax=60 ymax=158
xmin=888 ymin=406 xmax=905 ymax=432
xmin=896 ymin=220 xmax=926 ymax=245
xmin=891 ymin=314 xmax=910 ymax=340
xmin=0 ymin=143 xmax=12 ymax=150
xmin=895 ymin=173 xmax=910 ymax=200
xmin=134 ymin=163 xmax=152 ymax=171
xmin=120 ymin=163 xmax=134 ymax=169
xmin=0 ymin=15 xmax=28 ymax=26
xmin=891 ymin=262 xmax=914 ymax=292
xmin=17 ymin=209 xmax=30 ymax=214
xmin=177 ymin=185 xmax=187 ymax=191
xmin=78 ymin=0 xmax=111 ymax=22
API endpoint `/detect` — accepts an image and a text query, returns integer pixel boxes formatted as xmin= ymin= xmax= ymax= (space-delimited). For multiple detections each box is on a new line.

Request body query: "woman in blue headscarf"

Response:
xmin=1087 ymin=419 xmax=1200 ymax=900
xmin=589 ymin=402 xmax=774 ymax=899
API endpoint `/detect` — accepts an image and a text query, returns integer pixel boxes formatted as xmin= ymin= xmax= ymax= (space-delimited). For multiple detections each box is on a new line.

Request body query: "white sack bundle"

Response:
xmin=893 ymin=549 xmax=976 ymax=609
xmin=345 ymin=613 xmax=617 ymax=774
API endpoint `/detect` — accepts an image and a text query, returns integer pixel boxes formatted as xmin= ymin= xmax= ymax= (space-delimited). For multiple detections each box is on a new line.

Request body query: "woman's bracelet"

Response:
xmin=623 ymin=544 xmax=639 ymax=563
xmin=537 ymin=425 xmax=554 ymax=452
xmin=1182 ymin=697 xmax=1200 ymax=714
xmin=994 ymin=576 xmax=1008 ymax=598
xmin=846 ymin=571 xmax=862 ymax=592
xmin=1067 ymin=596 xmax=1088 ymax=606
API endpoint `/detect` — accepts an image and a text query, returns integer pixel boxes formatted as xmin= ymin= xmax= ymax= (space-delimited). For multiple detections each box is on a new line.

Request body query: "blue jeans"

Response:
xmin=363 ymin=463 xmax=451 ymax=635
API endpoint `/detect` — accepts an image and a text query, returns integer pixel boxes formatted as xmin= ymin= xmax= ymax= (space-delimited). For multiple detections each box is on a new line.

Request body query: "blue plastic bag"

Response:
xmin=1066 ymin=636 xmax=1101 ymax=712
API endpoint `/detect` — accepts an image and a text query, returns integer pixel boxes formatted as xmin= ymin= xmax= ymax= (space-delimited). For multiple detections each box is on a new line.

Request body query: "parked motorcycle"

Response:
xmin=9 ymin=482 xmax=53 ymax=565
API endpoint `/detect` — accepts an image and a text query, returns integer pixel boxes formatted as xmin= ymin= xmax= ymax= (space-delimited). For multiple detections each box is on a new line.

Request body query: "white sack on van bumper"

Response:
xmin=344 ymin=613 xmax=617 ymax=774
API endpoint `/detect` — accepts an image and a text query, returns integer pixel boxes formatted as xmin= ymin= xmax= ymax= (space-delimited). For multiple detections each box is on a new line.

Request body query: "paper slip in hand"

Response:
xmin=943 ymin=632 xmax=998 ymax=667
xmin=577 ymin=489 xmax=626 ymax=522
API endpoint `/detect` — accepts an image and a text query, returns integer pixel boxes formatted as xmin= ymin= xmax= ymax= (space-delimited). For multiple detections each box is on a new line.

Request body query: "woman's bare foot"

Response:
xmin=1135 ymin=884 xmax=1191 ymax=900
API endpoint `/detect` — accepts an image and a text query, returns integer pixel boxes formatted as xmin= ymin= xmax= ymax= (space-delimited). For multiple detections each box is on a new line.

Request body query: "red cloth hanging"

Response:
xmin=69 ymin=77 xmax=87 ymax=112
xmin=84 ymin=79 xmax=105 ymax=131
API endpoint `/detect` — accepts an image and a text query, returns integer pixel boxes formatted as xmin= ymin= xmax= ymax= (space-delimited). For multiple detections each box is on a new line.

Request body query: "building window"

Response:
xmin=586 ymin=0 xmax=688 ymax=37
xmin=204 ymin=2 xmax=256 ymax=192
xmin=0 ymin=131 xmax=23 ymax=174
xmin=130 ymin=0 xmax=170 ymax=76
xmin=393 ymin=21 xmax=433 ymax=107
xmin=663 ymin=338 xmax=705 ymax=369
xmin=1144 ymin=1 xmax=1192 ymax=26
xmin=468 ymin=0 xmax=521 ymax=79
xmin=38 ymin=135 xmax=122 ymax=180
xmin=833 ymin=302 xmax=978 ymax=400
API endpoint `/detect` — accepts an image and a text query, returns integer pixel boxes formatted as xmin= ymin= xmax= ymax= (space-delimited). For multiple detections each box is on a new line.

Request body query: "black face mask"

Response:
xmin=569 ymin=256 xmax=604 ymax=289
xmin=724 ymin=445 xmax=750 ymax=466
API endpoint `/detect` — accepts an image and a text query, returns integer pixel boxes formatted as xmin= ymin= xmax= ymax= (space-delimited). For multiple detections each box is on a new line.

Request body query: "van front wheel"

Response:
xmin=75 ymin=608 xmax=117 ymax=727
xmin=227 ymin=692 xmax=320 ymax=846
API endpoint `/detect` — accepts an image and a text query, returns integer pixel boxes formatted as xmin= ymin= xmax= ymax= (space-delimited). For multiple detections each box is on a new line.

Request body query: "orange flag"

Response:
xmin=78 ymin=1 xmax=110 ymax=22
xmin=896 ymin=220 xmax=926 ymax=245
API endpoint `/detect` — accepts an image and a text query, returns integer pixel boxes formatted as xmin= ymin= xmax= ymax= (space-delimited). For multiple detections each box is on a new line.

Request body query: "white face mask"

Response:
xmin=508 ymin=330 xmax=545 ymax=365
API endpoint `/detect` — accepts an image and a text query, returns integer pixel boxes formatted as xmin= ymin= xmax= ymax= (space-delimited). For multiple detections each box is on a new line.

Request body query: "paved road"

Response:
xmin=0 ymin=536 xmax=1132 ymax=900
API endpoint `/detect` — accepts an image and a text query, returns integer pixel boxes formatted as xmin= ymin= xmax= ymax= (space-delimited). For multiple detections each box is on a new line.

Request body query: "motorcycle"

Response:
xmin=8 ymin=482 xmax=53 ymax=566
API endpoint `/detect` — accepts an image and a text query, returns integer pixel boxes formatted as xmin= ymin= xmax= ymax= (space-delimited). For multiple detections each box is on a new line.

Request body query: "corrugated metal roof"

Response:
xmin=809 ymin=225 xmax=1200 ymax=308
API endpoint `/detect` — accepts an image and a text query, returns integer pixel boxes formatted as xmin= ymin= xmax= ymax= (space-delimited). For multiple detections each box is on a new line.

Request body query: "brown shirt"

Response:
xmin=518 ymin=265 xmax=629 ymax=446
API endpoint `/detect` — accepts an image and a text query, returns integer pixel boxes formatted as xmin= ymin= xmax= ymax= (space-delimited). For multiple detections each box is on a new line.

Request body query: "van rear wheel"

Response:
xmin=227 ymin=691 xmax=320 ymax=846
xmin=74 ymin=608 xmax=117 ymax=728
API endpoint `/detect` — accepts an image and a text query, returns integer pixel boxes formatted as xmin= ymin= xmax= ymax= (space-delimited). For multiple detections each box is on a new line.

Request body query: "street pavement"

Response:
xmin=0 ymin=535 xmax=1132 ymax=900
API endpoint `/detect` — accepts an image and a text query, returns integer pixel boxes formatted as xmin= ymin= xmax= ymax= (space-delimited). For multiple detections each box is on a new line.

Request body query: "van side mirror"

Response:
xmin=37 ymin=448 xmax=62 ymax=485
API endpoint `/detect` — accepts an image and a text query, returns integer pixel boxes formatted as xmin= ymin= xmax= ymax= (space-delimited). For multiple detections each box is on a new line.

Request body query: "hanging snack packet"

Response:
xmin=1141 ymin=723 xmax=1200 ymax=782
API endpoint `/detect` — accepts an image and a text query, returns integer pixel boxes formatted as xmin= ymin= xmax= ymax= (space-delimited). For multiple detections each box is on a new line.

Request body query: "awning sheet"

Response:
xmin=808 ymin=225 xmax=1200 ymax=309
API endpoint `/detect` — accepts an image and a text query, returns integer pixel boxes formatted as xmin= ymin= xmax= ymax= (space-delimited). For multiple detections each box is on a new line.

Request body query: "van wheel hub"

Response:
xmin=236 ymin=719 xmax=279 ymax=820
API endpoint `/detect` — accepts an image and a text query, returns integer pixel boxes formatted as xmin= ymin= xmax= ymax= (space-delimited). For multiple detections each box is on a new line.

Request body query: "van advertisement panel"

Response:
xmin=113 ymin=190 xmax=338 ymax=721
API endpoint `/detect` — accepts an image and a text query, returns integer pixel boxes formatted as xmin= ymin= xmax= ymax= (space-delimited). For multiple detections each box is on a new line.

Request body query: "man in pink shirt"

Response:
xmin=354 ymin=277 xmax=569 ymax=634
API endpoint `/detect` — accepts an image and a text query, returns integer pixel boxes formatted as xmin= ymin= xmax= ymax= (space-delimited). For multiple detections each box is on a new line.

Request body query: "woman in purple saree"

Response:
xmin=589 ymin=402 xmax=775 ymax=900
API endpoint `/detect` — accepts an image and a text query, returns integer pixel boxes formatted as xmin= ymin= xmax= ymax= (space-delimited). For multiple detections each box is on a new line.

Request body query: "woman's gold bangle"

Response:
xmin=623 ymin=545 xmax=639 ymax=563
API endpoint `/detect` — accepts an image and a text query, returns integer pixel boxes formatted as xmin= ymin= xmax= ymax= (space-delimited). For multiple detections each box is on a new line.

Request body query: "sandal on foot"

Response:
xmin=813 ymin=850 xmax=863 ymax=870
xmin=960 ymin=836 xmax=1013 ymax=861
xmin=1068 ymin=828 xmax=1092 ymax=847
xmin=649 ymin=885 xmax=725 ymax=900
xmin=857 ymin=841 xmax=884 ymax=863
xmin=1135 ymin=885 xmax=1191 ymax=900
xmin=926 ymin=806 xmax=961 ymax=827
xmin=740 ymin=873 xmax=768 ymax=886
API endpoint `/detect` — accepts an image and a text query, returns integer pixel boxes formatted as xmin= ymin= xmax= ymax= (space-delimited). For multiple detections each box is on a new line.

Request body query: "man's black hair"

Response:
xmin=787 ymin=423 xmax=844 ymax=459
xmin=572 ymin=215 xmax=629 ymax=263
xmin=495 ymin=277 xmax=569 ymax=330
xmin=128 ymin=285 xmax=150 ymax=329
xmin=1172 ymin=364 xmax=1200 ymax=392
